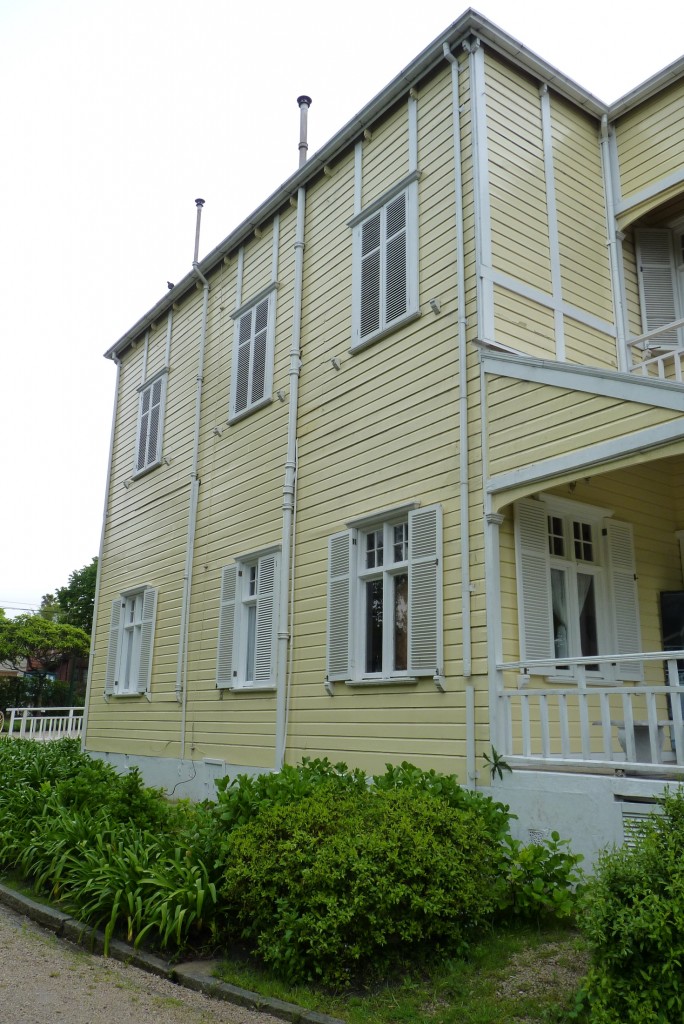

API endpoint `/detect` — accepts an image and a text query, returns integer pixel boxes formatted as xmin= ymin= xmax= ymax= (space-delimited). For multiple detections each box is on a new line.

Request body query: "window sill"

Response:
xmin=345 ymin=676 xmax=418 ymax=688
xmin=107 ymin=690 xmax=145 ymax=699
xmin=226 ymin=683 xmax=277 ymax=693
xmin=131 ymin=460 xmax=163 ymax=482
xmin=228 ymin=395 xmax=273 ymax=426
xmin=350 ymin=309 xmax=421 ymax=355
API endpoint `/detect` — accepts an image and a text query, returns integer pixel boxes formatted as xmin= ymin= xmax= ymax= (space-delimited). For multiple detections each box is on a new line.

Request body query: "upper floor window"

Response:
xmin=327 ymin=504 xmax=442 ymax=685
xmin=216 ymin=549 xmax=279 ymax=690
xmin=635 ymin=226 xmax=684 ymax=347
xmin=229 ymin=287 xmax=276 ymax=422
xmin=104 ymin=586 xmax=158 ymax=696
xmin=350 ymin=176 xmax=419 ymax=350
xmin=134 ymin=371 xmax=167 ymax=475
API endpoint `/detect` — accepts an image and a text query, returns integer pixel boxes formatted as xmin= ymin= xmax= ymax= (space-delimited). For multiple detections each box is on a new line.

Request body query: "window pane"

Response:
xmin=366 ymin=530 xmax=384 ymax=569
xmin=365 ymin=579 xmax=383 ymax=673
xmin=248 ymin=565 xmax=257 ymax=597
xmin=577 ymin=574 xmax=599 ymax=658
xmin=245 ymin=605 xmax=257 ymax=682
xmin=573 ymin=521 xmax=594 ymax=562
xmin=547 ymin=516 xmax=564 ymax=557
xmin=393 ymin=573 xmax=408 ymax=671
xmin=393 ymin=522 xmax=408 ymax=563
xmin=551 ymin=568 xmax=568 ymax=659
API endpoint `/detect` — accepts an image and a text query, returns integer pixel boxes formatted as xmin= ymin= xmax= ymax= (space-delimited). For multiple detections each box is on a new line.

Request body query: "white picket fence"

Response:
xmin=4 ymin=707 xmax=84 ymax=742
xmin=497 ymin=652 xmax=684 ymax=772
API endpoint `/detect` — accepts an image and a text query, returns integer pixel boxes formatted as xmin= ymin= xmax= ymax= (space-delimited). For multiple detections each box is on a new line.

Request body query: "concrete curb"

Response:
xmin=0 ymin=882 xmax=345 ymax=1024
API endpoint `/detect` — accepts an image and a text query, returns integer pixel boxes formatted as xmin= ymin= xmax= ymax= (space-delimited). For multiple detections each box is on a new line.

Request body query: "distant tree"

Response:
xmin=38 ymin=592 xmax=62 ymax=622
xmin=55 ymin=557 xmax=98 ymax=635
xmin=0 ymin=615 xmax=91 ymax=712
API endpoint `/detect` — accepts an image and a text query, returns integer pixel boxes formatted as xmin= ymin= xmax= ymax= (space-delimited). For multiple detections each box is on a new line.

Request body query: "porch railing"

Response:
xmin=4 ymin=707 xmax=84 ymax=742
xmin=627 ymin=317 xmax=684 ymax=381
xmin=496 ymin=652 xmax=684 ymax=772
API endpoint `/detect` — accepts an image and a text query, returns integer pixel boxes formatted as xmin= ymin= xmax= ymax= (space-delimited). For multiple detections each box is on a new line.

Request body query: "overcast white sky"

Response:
xmin=1 ymin=0 xmax=683 ymax=615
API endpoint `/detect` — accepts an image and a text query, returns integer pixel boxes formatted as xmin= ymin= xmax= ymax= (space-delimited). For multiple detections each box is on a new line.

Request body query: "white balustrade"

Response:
xmin=4 ymin=707 xmax=84 ymax=742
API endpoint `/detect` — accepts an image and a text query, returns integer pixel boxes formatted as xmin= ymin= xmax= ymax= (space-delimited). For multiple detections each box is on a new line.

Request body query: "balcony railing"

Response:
xmin=627 ymin=317 xmax=684 ymax=381
xmin=496 ymin=652 xmax=684 ymax=773
xmin=4 ymin=707 xmax=84 ymax=742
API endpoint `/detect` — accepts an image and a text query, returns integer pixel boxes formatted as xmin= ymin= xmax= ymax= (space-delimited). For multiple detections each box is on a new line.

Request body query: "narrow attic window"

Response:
xmin=133 ymin=370 xmax=167 ymax=476
xmin=229 ymin=285 xmax=277 ymax=422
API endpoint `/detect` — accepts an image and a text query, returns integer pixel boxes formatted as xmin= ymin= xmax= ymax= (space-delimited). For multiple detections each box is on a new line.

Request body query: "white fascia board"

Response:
xmin=608 ymin=54 xmax=684 ymax=120
xmin=105 ymin=10 xmax=611 ymax=362
xmin=487 ymin=418 xmax=684 ymax=496
xmin=482 ymin=350 xmax=684 ymax=413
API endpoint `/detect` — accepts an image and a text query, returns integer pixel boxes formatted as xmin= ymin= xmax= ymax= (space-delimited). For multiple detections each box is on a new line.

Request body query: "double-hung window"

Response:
xmin=134 ymin=371 xmax=167 ymax=475
xmin=104 ymin=586 xmax=158 ymax=696
xmin=515 ymin=497 xmax=642 ymax=682
xmin=216 ymin=550 xmax=279 ymax=690
xmin=327 ymin=504 xmax=442 ymax=685
xmin=229 ymin=287 xmax=276 ymax=421
xmin=350 ymin=175 xmax=419 ymax=350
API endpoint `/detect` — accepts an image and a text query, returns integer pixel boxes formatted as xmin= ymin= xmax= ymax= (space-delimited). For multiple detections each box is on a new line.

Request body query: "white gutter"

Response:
xmin=177 ymin=255 xmax=209 ymax=759
xmin=443 ymin=42 xmax=472 ymax=681
xmin=275 ymin=185 xmax=306 ymax=770
xmin=600 ymin=115 xmax=628 ymax=372
xmin=81 ymin=354 xmax=121 ymax=749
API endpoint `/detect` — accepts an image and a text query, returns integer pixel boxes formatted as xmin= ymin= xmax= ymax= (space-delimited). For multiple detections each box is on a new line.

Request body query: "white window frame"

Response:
xmin=326 ymin=504 xmax=443 ymax=687
xmin=104 ymin=586 xmax=158 ymax=697
xmin=515 ymin=496 xmax=642 ymax=684
xmin=133 ymin=369 xmax=167 ymax=477
xmin=350 ymin=173 xmax=420 ymax=351
xmin=216 ymin=547 xmax=280 ymax=691
xmin=229 ymin=284 xmax=277 ymax=423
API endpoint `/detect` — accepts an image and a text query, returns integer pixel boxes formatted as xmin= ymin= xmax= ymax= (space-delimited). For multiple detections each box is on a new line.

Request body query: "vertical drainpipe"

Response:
xmin=177 ymin=200 xmax=209 ymax=761
xmin=275 ymin=184 xmax=306 ymax=770
xmin=297 ymin=95 xmax=312 ymax=168
xmin=81 ymin=354 xmax=122 ymax=750
xmin=600 ymin=115 xmax=628 ymax=371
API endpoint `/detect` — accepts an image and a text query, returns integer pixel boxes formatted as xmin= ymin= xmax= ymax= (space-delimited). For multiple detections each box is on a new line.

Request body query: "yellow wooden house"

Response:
xmin=83 ymin=9 xmax=684 ymax=865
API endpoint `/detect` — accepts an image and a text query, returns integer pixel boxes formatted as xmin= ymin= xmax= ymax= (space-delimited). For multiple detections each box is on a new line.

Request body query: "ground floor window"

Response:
xmin=104 ymin=586 xmax=158 ymax=695
xmin=216 ymin=549 xmax=279 ymax=690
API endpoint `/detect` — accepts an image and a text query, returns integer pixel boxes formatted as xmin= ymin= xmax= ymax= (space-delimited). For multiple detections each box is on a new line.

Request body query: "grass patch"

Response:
xmin=216 ymin=923 xmax=589 ymax=1024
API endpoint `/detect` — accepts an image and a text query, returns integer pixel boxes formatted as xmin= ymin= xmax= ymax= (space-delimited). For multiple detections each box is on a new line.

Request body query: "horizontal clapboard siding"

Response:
xmin=616 ymin=79 xmax=684 ymax=199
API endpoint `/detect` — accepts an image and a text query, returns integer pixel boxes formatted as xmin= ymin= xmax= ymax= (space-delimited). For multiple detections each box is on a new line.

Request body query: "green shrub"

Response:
xmin=220 ymin=785 xmax=502 ymax=988
xmin=497 ymin=832 xmax=584 ymax=921
xmin=577 ymin=789 xmax=684 ymax=1023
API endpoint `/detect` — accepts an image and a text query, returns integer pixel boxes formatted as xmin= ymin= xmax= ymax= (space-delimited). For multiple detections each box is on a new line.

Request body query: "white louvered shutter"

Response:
xmin=136 ymin=387 xmax=151 ymax=472
xmin=384 ymin=193 xmax=408 ymax=326
xmin=105 ymin=599 xmax=123 ymax=695
xmin=408 ymin=505 xmax=443 ymax=676
xmin=359 ymin=212 xmax=381 ymax=341
xmin=604 ymin=520 xmax=643 ymax=681
xmin=515 ymin=500 xmax=554 ymax=662
xmin=146 ymin=379 xmax=164 ymax=466
xmin=138 ymin=588 xmax=158 ymax=694
xmin=327 ymin=532 xmax=353 ymax=681
xmin=234 ymin=312 xmax=252 ymax=416
xmin=250 ymin=299 xmax=269 ymax=405
xmin=254 ymin=553 xmax=277 ymax=684
xmin=216 ymin=565 xmax=238 ymax=689
xmin=635 ymin=229 xmax=680 ymax=347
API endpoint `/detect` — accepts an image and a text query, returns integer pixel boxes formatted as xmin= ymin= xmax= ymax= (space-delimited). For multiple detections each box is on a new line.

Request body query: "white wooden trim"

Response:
xmin=270 ymin=212 xmax=280 ymax=283
xmin=467 ymin=37 xmax=494 ymax=340
xmin=140 ymin=329 xmax=149 ymax=384
xmin=347 ymin=170 xmax=421 ymax=228
xmin=346 ymin=501 xmax=420 ymax=529
xmin=408 ymin=94 xmax=418 ymax=173
xmin=539 ymin=85 xmax=564 ymax=361
xmin=231 ymin=281 xmax=278 ymax=321
xmin=608 ymin=123 xmax=622 ymax=208
xmin=354 ymin=140 xmax=362 ymax=217
xmin=488 ymin=418 xmax=684 ymax=495
xmin=235 ymin=246 xmax=244 ymax=309
xmin=481 ymin=349 xmax=684 ymax=411
xmin=599 ymin=117 xmax=628 ymax=371
xmin=615 ymin=166 xmax=684 ymax=218
xmin=486 ymin=267 xmax=617 ymax=338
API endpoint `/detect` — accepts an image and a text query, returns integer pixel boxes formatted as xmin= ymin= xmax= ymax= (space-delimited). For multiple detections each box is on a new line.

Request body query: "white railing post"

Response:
xmin=666 ymin=658 xmax=684 ymax=765
xmin=20 ymin=708 xmax=28 ymax=739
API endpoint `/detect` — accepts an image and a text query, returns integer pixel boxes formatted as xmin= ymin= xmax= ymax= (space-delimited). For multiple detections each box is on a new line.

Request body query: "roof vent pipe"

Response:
xmin=193 ymin=198 xmax=205 ymax=264
xmin=297 ymin=96 xmax=312 ymax=167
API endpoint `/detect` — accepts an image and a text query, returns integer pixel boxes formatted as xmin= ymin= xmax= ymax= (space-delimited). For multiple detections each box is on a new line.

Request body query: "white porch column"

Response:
xmin=484 ymin=511 xmax=506 ymax=756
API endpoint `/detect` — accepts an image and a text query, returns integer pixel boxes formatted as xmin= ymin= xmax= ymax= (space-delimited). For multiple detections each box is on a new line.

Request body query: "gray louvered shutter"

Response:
xmin=359 ymin=212 xmax=381 ymax=341
xmin=217 ymin=565 xmax=238 ymax=689
xmin=233 ymin=311 xmax=252 ymax=415
xmin=146 ymin=378 xmax=164 ymax=465
xmin=250 ymin=299 xmax=269 ymax=405
xmin=384 ymin=193 xmax=408 ymax=326
xmin=408 ymin=505 xmax=443 ymax=676
xmin=254 ymin=553 xmax=277 ymax=683
xmin=327 ymin=532 xmax=353 ymax=681
xmin=105 ymin=598 xmax=123 ymax=694
xmin=138 ymin=588 xmax=158 ymax=694
xmin=136 ymin=387 xmax=151 ymax=472
xmin=515 ymin=500 xmax=554 ymax=662
xmin=635 ymin=229 xmax=680 ymax=347
xmin=605 ymin=520 xmax=643 ymax=681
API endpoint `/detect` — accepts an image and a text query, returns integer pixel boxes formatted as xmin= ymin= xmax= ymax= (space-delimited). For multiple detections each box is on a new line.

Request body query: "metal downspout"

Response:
xmin=178 ymin=201 xmax=209 ymax=760
xmin=81 ymin=354 xmax=121 ymax=749
xmin=275 ymin=185 xmax=306 ymax=770
xmin=600 ymin=115 xmax=628 ymax=371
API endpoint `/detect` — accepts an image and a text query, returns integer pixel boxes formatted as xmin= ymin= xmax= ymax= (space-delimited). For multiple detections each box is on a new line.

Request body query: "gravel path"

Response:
xmin=0 ymin=903 xmax=280 ymax=1024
